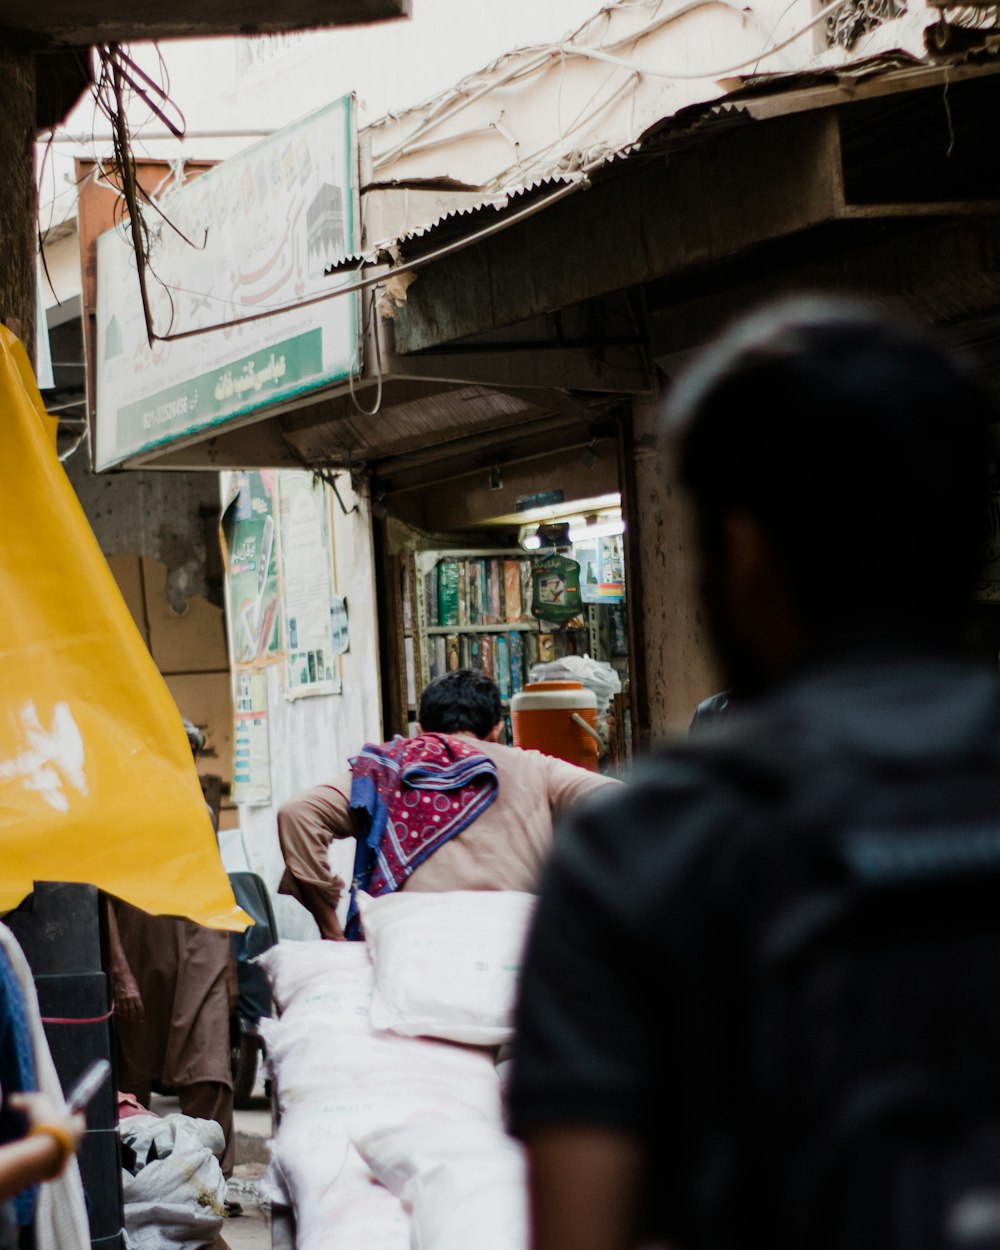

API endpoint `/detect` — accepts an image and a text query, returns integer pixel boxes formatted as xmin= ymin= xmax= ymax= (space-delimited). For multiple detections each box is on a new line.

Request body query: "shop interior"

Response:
xmin=377 ymin=437 xmax=634 ymax=774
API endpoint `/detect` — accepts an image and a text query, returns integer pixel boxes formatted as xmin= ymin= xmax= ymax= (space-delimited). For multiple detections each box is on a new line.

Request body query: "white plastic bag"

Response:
xmin=528 ymin=655 xmax=622 ymax=717
xmin=258 ymin=1150 xmax=292 ymax=1210
xmin=355 ymin=1120 xmax=528 ymax=1250
xmin=358 ymin=890 xmax=537 ymax=1045
xmin=121 ymin=1114 xmax=227 ymax=1250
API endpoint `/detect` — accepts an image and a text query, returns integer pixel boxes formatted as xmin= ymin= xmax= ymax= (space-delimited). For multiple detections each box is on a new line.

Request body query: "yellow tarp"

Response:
xmin=0 ymin=326 xmax=248 ymax=930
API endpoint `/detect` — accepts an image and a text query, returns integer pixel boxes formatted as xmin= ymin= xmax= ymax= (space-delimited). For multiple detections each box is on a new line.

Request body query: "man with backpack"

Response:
xmin=509 ymin=299 xmax=1000 ymax=1250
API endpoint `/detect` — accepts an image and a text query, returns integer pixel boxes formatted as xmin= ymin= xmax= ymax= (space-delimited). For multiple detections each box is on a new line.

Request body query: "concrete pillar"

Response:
xmin=625 ymin=395 xmax=719 ymax=745
xmin=0 ymin=42 xmax=36 ymax=363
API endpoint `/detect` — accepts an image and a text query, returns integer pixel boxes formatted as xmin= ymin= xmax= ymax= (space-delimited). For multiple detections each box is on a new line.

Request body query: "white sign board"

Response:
xmin=95 ymin=95 xmax=358 ymax=470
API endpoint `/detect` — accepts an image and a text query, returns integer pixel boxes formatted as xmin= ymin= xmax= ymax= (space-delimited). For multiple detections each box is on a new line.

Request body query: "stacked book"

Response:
xmin=427 ymin=621 xmax=591 ymax=697
xmin=428 ymin=556 xmax=534 ymax=628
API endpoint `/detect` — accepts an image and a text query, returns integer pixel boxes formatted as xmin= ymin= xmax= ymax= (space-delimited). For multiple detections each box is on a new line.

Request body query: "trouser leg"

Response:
xmin=178 ymin=1081 xmax=235 ymax=1177
xmin=121 ymin=1079 xmax=152 ymax=1108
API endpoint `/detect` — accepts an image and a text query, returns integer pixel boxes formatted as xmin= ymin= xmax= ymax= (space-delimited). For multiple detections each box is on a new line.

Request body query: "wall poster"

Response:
xmin=575 ymin=532 xmax=626 ymax=604
xmin=223 ymin=470 xmax=281 ymax=663
xmin=277 ymin=470 xmax=342 ymax=697
xmin=233 ymin=668 xmax=271 ymax=805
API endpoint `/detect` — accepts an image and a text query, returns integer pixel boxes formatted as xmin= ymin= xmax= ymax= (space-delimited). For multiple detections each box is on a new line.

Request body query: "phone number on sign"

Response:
xmin=141 ymin=394 xmax=192 ymax=431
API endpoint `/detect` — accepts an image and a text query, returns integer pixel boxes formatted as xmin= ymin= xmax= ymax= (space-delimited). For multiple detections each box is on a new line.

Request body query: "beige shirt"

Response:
xmin=277 ymin=734 xmax=619 ymax=899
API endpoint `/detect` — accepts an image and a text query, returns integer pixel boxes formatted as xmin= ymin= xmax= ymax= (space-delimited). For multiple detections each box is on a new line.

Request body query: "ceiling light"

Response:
xmin=568 ymin=518 xmax=625 ymax=543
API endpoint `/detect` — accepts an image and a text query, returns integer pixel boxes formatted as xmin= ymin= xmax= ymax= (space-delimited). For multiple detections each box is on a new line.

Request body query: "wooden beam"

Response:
xmin=0 ymin=41 xmax=36 ymax=364
xmin=0 ymin=0 xmax=409 ymax=44
xmin=383 ymin=342 xmax=651 ymax=394
xmin=647 ymin=215 xmax=1000 ymax=370
xmin=385 ymin=436 xmax=620 ymax=532
xmin=394 ymin=111 xmax=843 ymax=353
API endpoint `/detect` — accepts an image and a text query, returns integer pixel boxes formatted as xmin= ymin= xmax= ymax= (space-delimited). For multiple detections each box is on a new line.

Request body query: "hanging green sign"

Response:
xmin=531 ymin=553 xmax=583 ymax=624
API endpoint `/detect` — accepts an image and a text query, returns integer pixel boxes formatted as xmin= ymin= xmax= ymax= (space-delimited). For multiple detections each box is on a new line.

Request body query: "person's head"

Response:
xmin=418 ymin=670 xmax=503 ymax=740
xmin=664 ymin=297 xmax=994 ymax=694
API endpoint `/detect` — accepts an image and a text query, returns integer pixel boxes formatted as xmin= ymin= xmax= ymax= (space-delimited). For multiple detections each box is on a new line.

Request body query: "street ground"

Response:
xmin=149 ymin=1090 xmax=273 ymax=1250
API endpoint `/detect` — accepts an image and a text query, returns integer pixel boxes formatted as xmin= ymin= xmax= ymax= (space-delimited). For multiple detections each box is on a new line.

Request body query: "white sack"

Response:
xmin=271 ymin=1125 xmax=408 ymax=1250
xmin=356 ymin=1120 xmax=528 ymax=1250
xmin=255 ymin=938 xmax=374 ymax=1024
xmin=121 ymin=1113 xmax=225 ymax=1172
xmin=260 ymin=1015 xmax=502 ymax=1122
xmin=357 ymin=890 xmax=537 ymax=1045
xmin=258 ymin=1151 xmax=292 ymax=1209
xmin=121 ymin=1115 xmax=227 ymax=1250
xmin=261 ymin=982 xmax=502 ymax=1247
xmin=257 ymin=938 xmax=378 ymax=1207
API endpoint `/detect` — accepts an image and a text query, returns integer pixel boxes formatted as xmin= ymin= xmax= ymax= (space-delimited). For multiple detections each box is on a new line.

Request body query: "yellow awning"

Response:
xmin=0 ymin=326 xmax=248 ymax=930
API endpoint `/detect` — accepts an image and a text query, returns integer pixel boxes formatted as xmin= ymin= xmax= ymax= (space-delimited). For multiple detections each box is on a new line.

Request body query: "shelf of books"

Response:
xmin=401 ymin=549 xmax=592 ymax=715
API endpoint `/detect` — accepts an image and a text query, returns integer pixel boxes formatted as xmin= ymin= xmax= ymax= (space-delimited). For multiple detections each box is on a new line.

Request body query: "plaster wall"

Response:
xmin=629 ymin=395 xmax=720 ymax=740
xmin=234 ymin=473 xmax=382 ymax=940
xmin=39 ymin=225 xmax=82 ymax=308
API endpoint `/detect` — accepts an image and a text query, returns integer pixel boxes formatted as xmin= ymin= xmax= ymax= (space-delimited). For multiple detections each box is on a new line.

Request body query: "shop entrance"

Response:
xmin=376 ymin=431 xmax=635 ymax=774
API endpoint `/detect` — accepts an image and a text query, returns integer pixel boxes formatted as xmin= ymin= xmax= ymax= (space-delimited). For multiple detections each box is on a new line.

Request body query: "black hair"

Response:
xmin=664 ymin=297 xmax=994 ymax=637
xmin=418 ymin=669 xmax=503 ymax=739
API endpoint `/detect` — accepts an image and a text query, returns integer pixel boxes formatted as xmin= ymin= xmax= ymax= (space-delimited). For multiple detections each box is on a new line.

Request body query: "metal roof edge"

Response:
xmin=323 ymin=38 xmax=1000 ymax=279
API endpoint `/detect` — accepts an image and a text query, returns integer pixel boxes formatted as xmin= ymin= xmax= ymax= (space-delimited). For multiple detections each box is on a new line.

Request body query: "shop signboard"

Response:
xmin=94 ymin=95 xmax=359 ymax=470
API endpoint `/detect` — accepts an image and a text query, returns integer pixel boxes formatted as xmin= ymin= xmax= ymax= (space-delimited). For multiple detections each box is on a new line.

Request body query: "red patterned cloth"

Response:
xmin=345 ymin=733 xmax=499 ymax=937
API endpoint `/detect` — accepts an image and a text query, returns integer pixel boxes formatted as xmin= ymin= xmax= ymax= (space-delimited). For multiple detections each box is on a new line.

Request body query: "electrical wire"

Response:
xmin=147 ymin=171 xmax=592 ymax=345
xmin=494 ymin=75 xmax=636 ymax=191
xmin=58 ymin=423 xmax=90 ymax=464
xmin=370 ymin=0 xmax=766 ymax=170
xmin=549 ymin=0 xmax=850 ymax=82
xmin=92 ymin=0 xmax=851 ymax=349
xmin=347 ymin=286 xmax=384 ymax=417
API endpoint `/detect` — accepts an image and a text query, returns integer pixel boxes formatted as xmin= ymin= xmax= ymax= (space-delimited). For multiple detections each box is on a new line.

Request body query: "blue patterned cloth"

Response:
xmin=0 ymin=947 xmax=37 ymax=1226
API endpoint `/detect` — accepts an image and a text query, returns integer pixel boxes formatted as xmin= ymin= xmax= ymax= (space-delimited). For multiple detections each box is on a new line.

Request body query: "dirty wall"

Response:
xmin=222 ymin=470 xmax=382 ymax=941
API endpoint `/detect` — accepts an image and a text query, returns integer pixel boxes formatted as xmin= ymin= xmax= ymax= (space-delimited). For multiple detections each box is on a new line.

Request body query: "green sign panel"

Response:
xmin=116 ymin=330 xmax=323 ymax=454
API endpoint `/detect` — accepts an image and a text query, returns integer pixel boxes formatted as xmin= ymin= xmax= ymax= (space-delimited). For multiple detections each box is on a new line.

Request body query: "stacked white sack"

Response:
xmin=257 ymin=903 xmax=532 ymax=1250
xmin=356 ymin=890 xmax=537 ymax=1045
xmin=356 ymin=1120 xmax=528 ymax=1250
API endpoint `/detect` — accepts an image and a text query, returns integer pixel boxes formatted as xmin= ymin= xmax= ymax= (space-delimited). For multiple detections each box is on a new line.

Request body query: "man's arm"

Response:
xmin=103 ymin=897 xmax=144 ymax=1023
xmin=544 ymin=754 xmax=623 ymax=818
xmin=276 ymin=777 xmax=355 ymax=940
xmin=0 ymin=1093 xmax=85 ymax=1199
xmin=525 ymin=1126 xmax=648 ymax=1250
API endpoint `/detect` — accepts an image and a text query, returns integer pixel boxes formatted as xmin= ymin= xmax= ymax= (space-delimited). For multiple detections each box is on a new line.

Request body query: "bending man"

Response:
xmin=277 ymin=669 xmax=618 ymax=939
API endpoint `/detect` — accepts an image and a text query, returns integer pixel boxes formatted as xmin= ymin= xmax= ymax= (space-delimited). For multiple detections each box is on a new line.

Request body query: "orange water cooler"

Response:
xmin=511 ymin=680 xmax=604 ymax=772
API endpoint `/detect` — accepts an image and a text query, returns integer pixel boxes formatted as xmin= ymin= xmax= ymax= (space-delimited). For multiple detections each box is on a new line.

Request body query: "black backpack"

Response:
xmin=680 ymin=725 xmax=1000 ymax=1250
